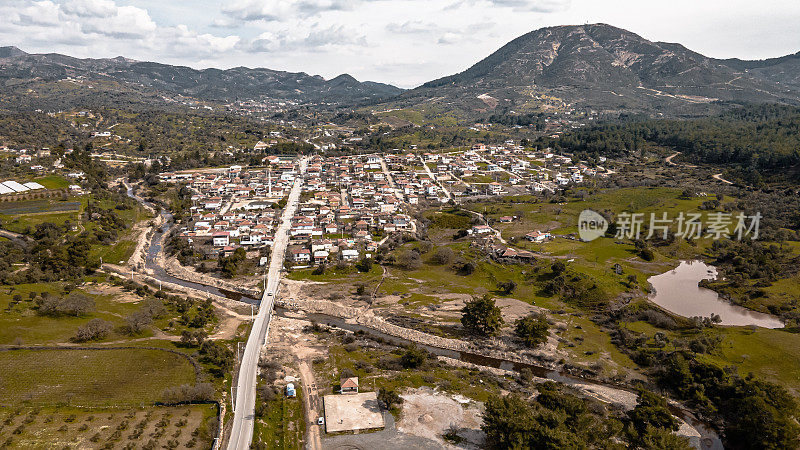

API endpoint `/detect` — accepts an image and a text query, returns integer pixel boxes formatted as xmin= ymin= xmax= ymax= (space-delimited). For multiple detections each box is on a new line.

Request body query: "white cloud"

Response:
xmin=15 ymin=1 xmax=61 ymax=26
xmin=386 ymin=20 xmax=440 ymax=35
xmin=0 ymin=0 xmax=241 ymax=61
xmin=61 ymin=0 xmax=116 ymax=18
xmin=76 ymin=5 xmax=158 ymax=39
xmin=445 ymin=0 xmax=571 ymax=12
xmin=488 ymin=0 xmax=571 ymax=12
xmin=221 ymin=0 xmax=358 ymax=22
xmin=247 ymin=23 xmax=366 ymax=53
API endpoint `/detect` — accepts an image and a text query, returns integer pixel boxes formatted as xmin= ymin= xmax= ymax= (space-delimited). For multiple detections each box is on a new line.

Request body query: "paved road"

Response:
xmin=418 ymin=156 xmax=451 ymax=201
xmin=379 ymin=156 xmax=401 ymax=197
xmin=226 ymin=158 xmax=307 ymax=450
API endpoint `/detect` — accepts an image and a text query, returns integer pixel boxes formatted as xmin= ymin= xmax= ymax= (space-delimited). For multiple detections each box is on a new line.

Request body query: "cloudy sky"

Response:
xmin=2 ymin=0 xmax=800 ymax=88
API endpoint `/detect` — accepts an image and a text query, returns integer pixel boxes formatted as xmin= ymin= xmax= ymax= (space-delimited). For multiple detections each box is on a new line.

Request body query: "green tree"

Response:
xmin=356 ymin=257 xmax=373 ymax=273
xmin=396 ymin=250 xmax=422 ymax=270
xmin=431 ymin=246 xmax=455 ymax=265
xmin=377 ymin=387 xmax=403 ymax=410
xmin=482 ymin=394 xmax=536 ymax=449
xmin=515 ymin=313 xmax=550 ymax=347
xmin=636 ymin=425 xmax=692 ymax=450
xmin=497 ymin=280 xmax=517 ymax=295
xmin=461 ymin=295 xmax=504 ymax=336
xmin=219 ymin=247 xmax=247 ymax=278
xmin=400 ymin=345 xmax=428 ymax=369
xmin=627 ymin=390 xmax=680 ymax=443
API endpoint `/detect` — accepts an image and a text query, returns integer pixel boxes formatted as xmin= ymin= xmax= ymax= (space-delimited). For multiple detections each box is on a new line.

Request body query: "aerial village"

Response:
xmin=156 ymin=140 xmax=610 ymax=271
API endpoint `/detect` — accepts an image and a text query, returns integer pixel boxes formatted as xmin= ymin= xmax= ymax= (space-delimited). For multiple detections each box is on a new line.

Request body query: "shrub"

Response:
xmin=431 ymin=247 xmax=455 ymax=265
xmin=455 ymin=261 xmax=476 ymax=276
xmin=73 ymin=319 xmax=114 ymax=342
xmin=400 ymin=345 xmax=428 ymax=369
xmin=515 ymin=313 xmax=550 ymax=347
xmin=355 ymin=257 xmax=373 ymax=273
xmin=396 ymin=250 xmax=422 ymax=270
xmin=38 ymin=293 xmax=95 ymax=317
xmin=377 ymin=387 xmax=403 ymax=410
xmin=161 ymin=384 xmax=215 ymax=404
xmin=497 ymin=280 xmax=517 ymax=295
xmin=125 ymin=310 xmax=153 ymax=335
xmin=638 ymin=309 xmax=677 ymax=330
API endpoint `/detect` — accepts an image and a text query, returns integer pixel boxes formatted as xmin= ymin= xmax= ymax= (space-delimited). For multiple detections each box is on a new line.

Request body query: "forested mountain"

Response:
xmin=3 ymin=24 xmax=800 ymax=116
xmin=0 ymin=47 xmax=403 ymax=107
xmin=397 ymin=24 xmax=800 ymax=116
xmin=538 ymin=104 xmax=800 ymax=184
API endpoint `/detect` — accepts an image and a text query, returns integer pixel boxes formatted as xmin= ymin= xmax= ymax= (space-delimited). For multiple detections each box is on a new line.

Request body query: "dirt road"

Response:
xmin=298 ymin=360 xmax=322 ymax=450
xmin=712 ymin=173 xmax=734 ymax=185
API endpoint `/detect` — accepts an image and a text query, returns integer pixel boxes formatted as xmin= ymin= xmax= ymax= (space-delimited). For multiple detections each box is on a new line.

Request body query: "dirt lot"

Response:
xmin=397 ymin=387 xmax=485 ymax=449
xmin=83 ymin=282 xmax=142 ymax=303
xmin=323 ymin=392 xmax=384 ymax=433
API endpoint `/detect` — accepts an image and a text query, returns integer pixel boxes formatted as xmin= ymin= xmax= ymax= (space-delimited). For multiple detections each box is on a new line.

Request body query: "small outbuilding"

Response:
xmin=340 ymin=377 xmax=359 ymax=395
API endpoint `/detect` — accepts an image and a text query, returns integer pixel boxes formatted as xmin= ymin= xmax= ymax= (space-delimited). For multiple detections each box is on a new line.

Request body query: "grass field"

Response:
xmin=90 ymin=237 xmax=138 ymax=265
xmin=0 ymin=282 xmax=144 ymax=345
xmin=0 ymin=211 xmax=78 ymax=233
xmin=622 ymin=318 xmax=800 ymax=395
xmin=253 ymin=384 xmax=305 ymax=450
xmin=0 ymin=348 xmax=197 ymax=407
xmin=702 ymin=327 xmax=800 ymax=395
xmin=32 ymin=175 xmax=70 ymax=189
xmin=287 ymin=262 xmax=383 ymax=284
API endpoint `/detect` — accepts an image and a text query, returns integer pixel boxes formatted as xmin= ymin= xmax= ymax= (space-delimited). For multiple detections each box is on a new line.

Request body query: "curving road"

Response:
xmin=226 ymin=157 xmax=307 ymax=450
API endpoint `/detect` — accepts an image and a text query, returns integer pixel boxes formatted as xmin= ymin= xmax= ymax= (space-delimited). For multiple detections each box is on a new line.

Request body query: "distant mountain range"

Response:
xmin=0 ymin=46 xmax=403 ymax=106
xmin=401 ymin=24 xmax=800 ymax=116
xmin=2 ymin=23 xmax=800 ymax=116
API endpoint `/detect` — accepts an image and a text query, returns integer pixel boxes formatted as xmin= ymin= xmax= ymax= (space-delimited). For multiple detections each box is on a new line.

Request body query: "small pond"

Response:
xmin=648 ymin=260 xmax=783 ymax=329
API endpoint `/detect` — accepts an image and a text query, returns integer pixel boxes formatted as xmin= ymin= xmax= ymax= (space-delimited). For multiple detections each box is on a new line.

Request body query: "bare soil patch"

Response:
xmin=397 ymin=387 xmax=485 ymax=448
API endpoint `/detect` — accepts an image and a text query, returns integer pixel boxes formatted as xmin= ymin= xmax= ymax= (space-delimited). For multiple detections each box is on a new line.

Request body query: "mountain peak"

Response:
xmin=0 ymin=46 xmax=27 ymax=58
xmin=330 ymin=74 xmax=359 ymax=84
xmin=413 ymin=23 xmax=800 ymax=115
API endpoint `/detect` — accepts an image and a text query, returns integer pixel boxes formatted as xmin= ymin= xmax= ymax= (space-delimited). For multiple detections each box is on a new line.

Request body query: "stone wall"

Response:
xmin=162 ymin=255 xmax=261 ymax=298
xmin=127 ymin=215 xmax=163 ymax=270
xmin=277 ymin=297 xmax=559 ymax=370
xmin=102 ymin=264 xmax=251 ymax=311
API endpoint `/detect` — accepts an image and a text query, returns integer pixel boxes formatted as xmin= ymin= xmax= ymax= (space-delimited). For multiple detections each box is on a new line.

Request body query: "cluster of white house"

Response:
xmin=161 ymin=157 xmax=300 ymax=256
xmin=163 ymin=153 xmax=420 ymax=265
xmin=286 ymin=154 xmax=418 ymax=266
xmin=417 ymin=142 xmax=609 ymax=197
